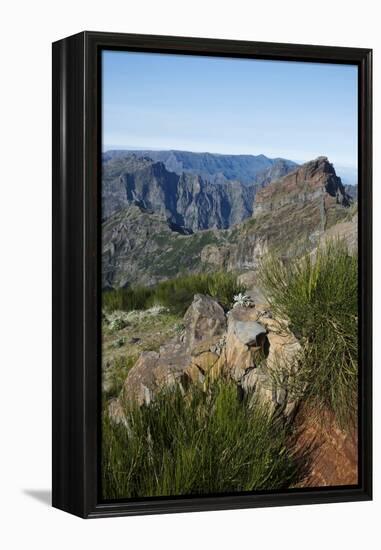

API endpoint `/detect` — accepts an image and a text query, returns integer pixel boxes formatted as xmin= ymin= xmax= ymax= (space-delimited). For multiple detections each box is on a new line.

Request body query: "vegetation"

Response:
xmin=259 ymin=240 xmax=358 ymax=429
xmin=103 ymin=286 xmax=153 ymax=313
xmin=102 ymin=309 xmax=181 ymax=400
xmin=103 ymin=271 xmax=245 ymax=315
xmin=102 ymin=379 xmax=300 ymax=499
xmin=103 ymin=355 xmax=138 ymax=401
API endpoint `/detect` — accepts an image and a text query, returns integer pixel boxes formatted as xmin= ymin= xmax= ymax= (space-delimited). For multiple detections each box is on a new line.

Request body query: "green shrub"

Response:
xmin=103 ymin=272 xmax=245 ymax=316
xmin=259 ymin=240 xmax=358 ymax=429
xmin=103 ymin=286 xmax=154 ymax=312
xmin=102 ymin=379 xmax=300 ymax=499
xmin=103 ymin=355 xmax=138 ymax=402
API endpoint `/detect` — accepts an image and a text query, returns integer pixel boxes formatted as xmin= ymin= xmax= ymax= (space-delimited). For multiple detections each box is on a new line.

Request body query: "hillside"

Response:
xmin=102 ymin=157 xmax=355 ymax=289
xmin=102 ymin=154 xmax=257 ymax=231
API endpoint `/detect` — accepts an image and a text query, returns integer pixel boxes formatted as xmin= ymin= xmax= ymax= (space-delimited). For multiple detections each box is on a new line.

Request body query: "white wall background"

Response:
xmin=0 ymin=0 xmax=378 ymax=548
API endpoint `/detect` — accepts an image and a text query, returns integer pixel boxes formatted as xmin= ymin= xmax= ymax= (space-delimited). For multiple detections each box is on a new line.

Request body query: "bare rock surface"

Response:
xmin=234 ymin=320 xmax=267 ymax=346
xmin=102 ymin=153 xmax=258 ymax=231
xmin=221 ymin=305 xmax=301 ymax=416
xmin=183 ymin=294 xmax=226 ymax=352
xmin=119 ymin=344 xmax=190 ymax=407
xmin=110 ymin=295 xmax=301 ymax=422
xmin=254 ymin=156 xmax=352 ymax=216
xmin=112 ymin=295 xmax=227 ymax=414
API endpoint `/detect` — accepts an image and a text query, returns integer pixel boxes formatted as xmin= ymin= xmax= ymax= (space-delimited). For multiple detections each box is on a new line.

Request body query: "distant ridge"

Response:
xmin=102 ymin=149 xmax=298 ymax=186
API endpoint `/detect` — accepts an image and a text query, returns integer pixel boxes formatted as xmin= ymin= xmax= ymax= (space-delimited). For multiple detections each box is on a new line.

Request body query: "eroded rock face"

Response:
xmin=221 ymin=305 xmax=301 ymax=417
xmin=200 ymin=244 xmax=230 ymax=267
xmin=254 ymin=157 xmax=352 ymax=217
xmin=103 ymin=149 xmax=298 ymax=188
xmin=234 ymin=320 xmax=267 ymax=346
xmin=102 ymin=154 xmax=257 ymax=231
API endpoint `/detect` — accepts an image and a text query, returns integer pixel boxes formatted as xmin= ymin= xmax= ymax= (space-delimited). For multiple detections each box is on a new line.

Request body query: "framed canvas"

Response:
xmin=52 ymin=31 xmax=372 ymax=519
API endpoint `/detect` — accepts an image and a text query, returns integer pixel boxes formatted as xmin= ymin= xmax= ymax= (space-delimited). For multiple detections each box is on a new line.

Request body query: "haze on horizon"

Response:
xmin=102 ymin=50 xmax=358 ymax=183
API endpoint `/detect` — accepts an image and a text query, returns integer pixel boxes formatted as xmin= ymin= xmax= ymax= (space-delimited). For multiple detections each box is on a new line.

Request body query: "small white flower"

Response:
xmin=233 ymin=293 xmax=254 ymax=308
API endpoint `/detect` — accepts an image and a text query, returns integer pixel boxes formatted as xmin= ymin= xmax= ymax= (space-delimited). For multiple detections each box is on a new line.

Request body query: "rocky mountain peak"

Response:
xmin=253 ymin=157 xmax=352 ymax=217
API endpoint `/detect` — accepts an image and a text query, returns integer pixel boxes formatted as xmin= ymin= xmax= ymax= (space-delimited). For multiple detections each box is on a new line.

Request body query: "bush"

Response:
xmin=103 ymin=272 xmax=245 ymax=316
xmin=259 ymin=240 xmax=358 ymax=429
xmin=103 ymin=286 xmax=154 ymax=312
xmin=102 ymin=379 xmax=300 ymax=499
xmin=103 ymin=355 xmax=138 ymax=401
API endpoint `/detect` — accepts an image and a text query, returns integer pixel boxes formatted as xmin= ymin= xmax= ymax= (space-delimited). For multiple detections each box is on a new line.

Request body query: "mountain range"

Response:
xmin=102 ymin=156 xmax=355 ymax=289
xmin=103 ymin=149 xmax=298 ymax=186
xmin=102 ymin=150 xmax=299 ymax=231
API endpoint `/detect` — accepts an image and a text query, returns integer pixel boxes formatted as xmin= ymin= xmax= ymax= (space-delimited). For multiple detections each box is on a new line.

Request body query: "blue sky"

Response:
xmin=102 ymin=50 xmax=358 ymax=179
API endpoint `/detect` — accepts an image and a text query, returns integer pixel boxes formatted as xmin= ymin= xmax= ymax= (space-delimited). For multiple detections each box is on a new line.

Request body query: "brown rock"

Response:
xmin=192 ymin=351 xmax=219 ymax=373
xmin=254 ymin=157 xmax=351 ymax=217
xmin=222 ymin=305 xmax=301 ymax=417
xmin=191 ymin=336 xmax=223 ymax=357
xmin=183 ymin=294 xmax=226 ymax=352
xmin=110 ymin=294 xmax=227 ymax=422
xmin=119 ymin=342 xmax=191 ymax=407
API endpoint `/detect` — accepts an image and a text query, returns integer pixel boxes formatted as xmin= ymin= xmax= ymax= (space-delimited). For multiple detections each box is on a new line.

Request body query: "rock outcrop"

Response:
xmin=110 ymin=294 xmax=301 ymax=423
xmin=182 ymin=294 xmax=226 ymax=351
xmin=254 ymin=158 xmax=299 ymax=188
xmin=254 ymin=156 xmax=352 ymax=217
xmin=220 ymin=305 xmax=301 ymax=416
xmin=111 ymin=295 xmax=226 ymax=410
xmin=115 ymin=342 xmax=191 ymax=408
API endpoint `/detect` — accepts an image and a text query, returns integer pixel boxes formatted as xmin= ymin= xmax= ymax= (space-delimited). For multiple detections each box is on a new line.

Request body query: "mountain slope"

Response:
xmin=254 ymin=156 xmax=352 ymax=215
xmin=102 ymin=205 xmax=226 ymax=288
xmin=102 ymin=157 xmax=355 ymax=289
xmin=102 ymin=154 xmax=257 ymax=231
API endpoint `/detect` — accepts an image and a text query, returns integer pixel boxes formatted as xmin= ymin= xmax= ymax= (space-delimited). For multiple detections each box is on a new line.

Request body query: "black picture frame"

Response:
xmin=52 ymin=31 xmax=372 ymax=519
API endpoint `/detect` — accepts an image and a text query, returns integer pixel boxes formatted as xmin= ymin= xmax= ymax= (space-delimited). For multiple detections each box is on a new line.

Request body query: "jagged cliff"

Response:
xmin=102 ymin=157 xmax=355 ymax=289
xmin=254 ymin=156 xmax=351 ymax=216
xmin=102 ymin=154 xmax=257 ymax=231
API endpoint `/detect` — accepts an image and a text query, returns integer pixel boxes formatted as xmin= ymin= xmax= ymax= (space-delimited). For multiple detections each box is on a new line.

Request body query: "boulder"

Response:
xmin=224 ymin=307 xmax=267 ymax=381
xmin=241 ymin=365 xmax=276 ymax=412
xmin=186 ymin=350 xmax=222 ymax=384
xmin=118 ymin=342 xmax=191 ymax=407
xmin=110 ymin=294 xmax=227 ymax=420
xmin=190 ymin=335 xmax=225 ymax=357
xmin=222 ymin=305 xmax=301 ymax=418
xmin=234 ymin=320 xmax=266 ymax=346
xmin=183 ymin=294 xmax=226 ymax=352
